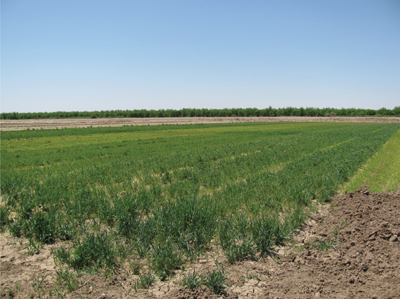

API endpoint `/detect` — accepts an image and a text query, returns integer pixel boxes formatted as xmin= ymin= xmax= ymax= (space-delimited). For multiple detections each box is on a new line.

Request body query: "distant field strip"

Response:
xmin=2 ymin=122 xmax=348 ymax=153
xmin=1 ymin=122 xmax=399 ymax=279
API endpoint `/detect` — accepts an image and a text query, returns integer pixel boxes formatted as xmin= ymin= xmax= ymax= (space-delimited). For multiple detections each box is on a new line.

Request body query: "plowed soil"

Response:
xmin=1 ymin=189 xmax=400 ymax=298
xmin=1 ymin=116 xmax=400 ymax=131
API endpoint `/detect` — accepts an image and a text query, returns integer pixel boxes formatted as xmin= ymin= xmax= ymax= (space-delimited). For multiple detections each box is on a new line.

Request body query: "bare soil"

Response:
xmin=1 ymin=116 xmax=400 ymax=131
xmin=1 ymin=189 xmax=399 ymax=298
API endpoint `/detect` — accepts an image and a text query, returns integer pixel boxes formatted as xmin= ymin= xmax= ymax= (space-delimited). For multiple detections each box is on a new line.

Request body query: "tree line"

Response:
xmin=1 ymin=106 xmax=399 ymax=120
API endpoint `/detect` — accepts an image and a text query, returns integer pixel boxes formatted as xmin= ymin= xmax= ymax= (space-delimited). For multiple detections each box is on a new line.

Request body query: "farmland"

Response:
xmin=1 ymin=121 xmax=400 ymax=297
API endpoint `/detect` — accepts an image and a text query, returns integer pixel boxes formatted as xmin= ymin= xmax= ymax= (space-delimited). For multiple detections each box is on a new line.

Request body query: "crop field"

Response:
xmin=1 ymin=122 xmax=400 ymax=295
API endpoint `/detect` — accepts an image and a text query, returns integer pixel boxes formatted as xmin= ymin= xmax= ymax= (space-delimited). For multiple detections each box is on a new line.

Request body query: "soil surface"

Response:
xmin=1 ymin=116 xmax=400 ymax=131
xmin=1 ymin=189 xmax=399 ymax=298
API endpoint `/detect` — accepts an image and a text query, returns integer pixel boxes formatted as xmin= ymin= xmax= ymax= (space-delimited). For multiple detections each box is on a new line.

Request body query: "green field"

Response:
xmin=1 ymin=122 xmax=399 ymax=281
xmin=342 ymin=128 xmax=400 ymax=193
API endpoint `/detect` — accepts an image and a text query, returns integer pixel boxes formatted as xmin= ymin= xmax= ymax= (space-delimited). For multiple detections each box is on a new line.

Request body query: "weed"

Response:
xmin=134 ymin=271 xmax=156 ymax=290
xmin=117 ymin=240 xmax=134 ymax=260
xmin=161 ymin=171 xmax=171 ymax=184
xmin=9 ymin=221 xmax=22 ymax=238
xmin=0 ymin=206 xmax=10 ymax=229
xmin=218 ymin=214 xmax=255 ymax=264
xmin=134 ymin=220 xmax=157 ymax=258
xmin=115 ymin=195 xmax=141 ymax=238
xmin=285 ymin=204 xmax=306 ymax=232
xmin=55 ymin=268 xmax=79 ymax=292
xmin=53 ymin=247 xmax=71 ymax=264
xmin=150 ymin=240 xmax=184 ymax=281
xmin=218 ymin=216 xmax=235 ymax=250
xmin=224 ymin=238 xmax=256 ymax=264
xmin=52 ymin=286 xmax=65 ymax=298
xmin=176 ymin=234 xmax=198 ymax=262
xmin=313 ymin=239 xmax=336 ymax=251
xmin=130 ymin=262 xmax=141 ymax=275
xmin=204 ymin=265 xmax=228 ymax=295
xmin=154 ymin=196 xmax=217 ymax=257
xmin=56 ymin=221 xmax=76 ymax=241
xmin=27 ymin=211 xmax=57 ymax=244
xmin=32 ymin=274 xmax=49 ymax=297
xmin=251 ymin=216 xmax=276 ymax=257
xmin=181 ymin=270 xmax=206 ymax=290
xmin=274 ymin=258 xmax=282 ymax=265
xmin=25 ymin=238 xmax=40 ymax=255
xmin=55 ymin=232 xmax=117 ymax=270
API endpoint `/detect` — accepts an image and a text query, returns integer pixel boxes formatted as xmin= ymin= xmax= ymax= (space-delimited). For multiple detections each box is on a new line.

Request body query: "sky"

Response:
xmin=1 ymin=0 xmax=400 ymax=113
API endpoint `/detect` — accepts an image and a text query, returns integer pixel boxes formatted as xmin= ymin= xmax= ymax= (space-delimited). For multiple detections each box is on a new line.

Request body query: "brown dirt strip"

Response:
xmin=1 ymin=189 xmax=399 ymax=298
xmin=1 ymin=116 xmax=400 ymax=131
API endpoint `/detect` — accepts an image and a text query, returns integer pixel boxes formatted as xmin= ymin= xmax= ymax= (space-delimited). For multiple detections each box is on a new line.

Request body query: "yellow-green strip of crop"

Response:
xmin=341 ymin=128 xmax=400 ymax=192
xmin=2 ymin=122 xmax=329 ymax=152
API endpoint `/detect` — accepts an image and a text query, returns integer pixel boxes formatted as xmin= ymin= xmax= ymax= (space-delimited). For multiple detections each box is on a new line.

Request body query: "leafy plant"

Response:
xmin=114 ymin=195 xmax=141 ymax=238
xmin=130 ymin=261 xmax=142 ymax=275
xmin=55 ymin=232 xmax=117 ymax=270
xmin=225 ymin=238 xmax=256 ymax=264
xmin=27 ymin=211 xmax=57 ymax=244
xmin=0 ymin=206 xmax=10 ymax=228
xmin=53 ymin=247 xmax=71 ymax=264
xmin=56 ymin=221 xmax=76 ymax=241
xmin=181 ymin=270 xmax=205 ymax=290
xmin=31 ymin=274 xmax=49 ymax=298
xmin=313 ymin=239 xmax=336 ymax=251
xmin=134 ymin=219 xmax=157 ymax=258
xmin=219 ymin=215 xmax=256 ymax=263
xmin=25 ymin=238 xmax=40 ymax=255
xmin=8 ymin=221 xmax=22 ymax=238
xmin=134 ymin=271 xmax=156 ymax=289
xmin=55 ymin=268 xmax=79 ymax=292
xmin=204 ymin=266 xmax=228 ymax=295
xmin=251 ymin=216 xmax=276 ymax=256
xmin=150 ymin=240 xmax=184 ymax=281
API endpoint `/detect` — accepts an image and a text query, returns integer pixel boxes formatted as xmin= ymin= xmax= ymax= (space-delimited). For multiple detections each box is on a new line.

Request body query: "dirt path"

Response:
xmin=1 ymin=189 xmax=399 ymax=298
xmin=1 ymin=116 xmax=400 ymax=131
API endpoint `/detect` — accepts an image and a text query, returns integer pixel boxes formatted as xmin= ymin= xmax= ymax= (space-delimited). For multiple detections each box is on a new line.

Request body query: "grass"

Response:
xmin=312 ymin=239 xmax=336 ymax=251
xmin=55 ymin=268 xmax=79 ymax=292
xmin=150 ymin=239 xmax=185 ymax=281
xmin=341 ymin=128 xmax=400 ymax=193
xmin=54 ymin=232 xmax=117 ymax=271
xmin=134 ymin=271 xmax=156 ymax=290
xmin=204 ymin=266 xmax=229 ymax=295
xmin=181 ymin=266 xmax=228 ymax=295
xmin=181 ymin=270 xmax=206 ymax=290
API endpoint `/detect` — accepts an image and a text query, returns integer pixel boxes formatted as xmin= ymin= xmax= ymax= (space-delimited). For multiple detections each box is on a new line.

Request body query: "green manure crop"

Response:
xmin=1 ymin=122 xmax=399 ymax=284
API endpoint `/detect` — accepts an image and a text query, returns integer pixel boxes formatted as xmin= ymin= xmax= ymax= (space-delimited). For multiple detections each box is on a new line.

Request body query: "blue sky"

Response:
xmin=2 ymin=0 xmax=400 ymax=113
